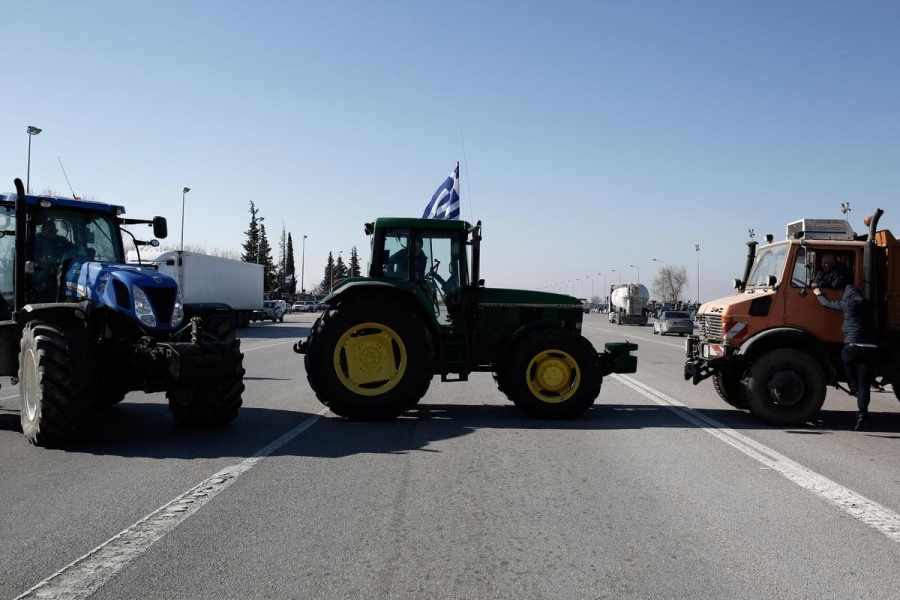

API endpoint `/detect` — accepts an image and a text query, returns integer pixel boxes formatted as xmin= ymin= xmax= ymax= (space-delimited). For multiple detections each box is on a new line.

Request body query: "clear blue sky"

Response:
xmin=3 ymin=1 xmax=897 ymax=302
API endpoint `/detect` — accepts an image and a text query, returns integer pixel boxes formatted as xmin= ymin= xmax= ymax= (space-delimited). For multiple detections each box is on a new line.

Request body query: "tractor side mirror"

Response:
xmin=152 ymin=217 xmax=168 ymax=239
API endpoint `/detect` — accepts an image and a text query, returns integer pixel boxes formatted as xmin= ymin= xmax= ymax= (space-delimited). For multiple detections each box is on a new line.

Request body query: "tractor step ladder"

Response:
xmin=439 ymin=330 xmax=468 ymax=382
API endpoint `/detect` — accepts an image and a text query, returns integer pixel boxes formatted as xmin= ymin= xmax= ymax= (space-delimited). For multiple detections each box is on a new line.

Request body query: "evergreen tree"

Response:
xmin=321 ymin=252 xmax=336 ymax=292
xmin=349 ymin=246 xmax=361 ymax=277
xmin=286 ymin=233 xmax=296 ymax=294
xmin=241 ymin=201 xmax=264 ymax=263
xmin=260 ymin=224 xmax=275 ymax=291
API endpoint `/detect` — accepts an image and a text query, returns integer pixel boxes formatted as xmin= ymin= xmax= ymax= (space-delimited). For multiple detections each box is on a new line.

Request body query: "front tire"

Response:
xmin=19 ymin=321 xmax=97 ymax=446
xmin=713 ymin=370 xmax=748 ymax=410
xmin=499 ymin=330 xmax=601 ymax=419
xmin=167 ymin=317 xmax=244 ymax=426
xmin=305 ymin=296 xmax=434 ymax=420
xmin=744 ymin=349 xmax=825 ymax=425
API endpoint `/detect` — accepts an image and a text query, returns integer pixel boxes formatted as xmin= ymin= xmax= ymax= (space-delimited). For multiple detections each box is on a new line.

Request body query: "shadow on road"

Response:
xmin=4 ymin=394 xmax=898 ymax=459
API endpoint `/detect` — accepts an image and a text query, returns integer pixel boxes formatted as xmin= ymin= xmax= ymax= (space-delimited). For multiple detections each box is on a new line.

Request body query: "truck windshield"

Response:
xmin=746 ymin=243 xmax=788 ymax=287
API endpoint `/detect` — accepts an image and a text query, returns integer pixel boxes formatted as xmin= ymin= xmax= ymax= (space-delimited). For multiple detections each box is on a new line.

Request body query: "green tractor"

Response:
xmin=294 ymin=218 xmax=637 ymax=419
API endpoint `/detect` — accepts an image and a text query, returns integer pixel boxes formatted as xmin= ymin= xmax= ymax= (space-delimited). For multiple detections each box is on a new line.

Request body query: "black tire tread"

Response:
xmin=19 ymin=320 xmax=97 ymax=446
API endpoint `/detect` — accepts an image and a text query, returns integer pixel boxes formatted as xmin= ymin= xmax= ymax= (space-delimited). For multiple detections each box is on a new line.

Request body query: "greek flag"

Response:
xmin=422 ymin=162 xmax=460 ymax=220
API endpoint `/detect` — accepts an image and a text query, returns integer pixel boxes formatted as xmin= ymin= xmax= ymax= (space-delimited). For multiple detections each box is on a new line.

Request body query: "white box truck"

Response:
xmin=128 ymin=250 xmax=264 ymax=329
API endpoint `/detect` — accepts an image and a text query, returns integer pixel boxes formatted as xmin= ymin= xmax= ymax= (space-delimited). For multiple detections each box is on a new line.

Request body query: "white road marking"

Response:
xmin=15 ymin=409 xmax=328 ymax=600
xmin=614 ymin=374 xmax=900 ymax=544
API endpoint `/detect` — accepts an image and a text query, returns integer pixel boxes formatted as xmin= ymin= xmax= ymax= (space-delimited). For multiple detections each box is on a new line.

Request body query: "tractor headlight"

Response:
xmin=132 ymin=285 xmax=157 ymax=328
xmin=171 ymin=290 xmax=184 ymax=328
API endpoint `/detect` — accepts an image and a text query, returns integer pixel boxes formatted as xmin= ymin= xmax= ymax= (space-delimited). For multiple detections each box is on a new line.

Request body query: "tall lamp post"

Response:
xmin=630 ymin=264 xmax=640 ymax=284
xmin=301 ymin=235 xmax=308 ymax=294
xmin=180 ymin=187 xmax=190 ymax=251
xmin=26 ymin=126 xmax=42 ymax=194
xmin=695 ymin=244 xmax=701 ymax=304
xmin=586 ymin=275 xmax=593 ymax=301
xmin=611 ymin=269 xmax=621 ymax=284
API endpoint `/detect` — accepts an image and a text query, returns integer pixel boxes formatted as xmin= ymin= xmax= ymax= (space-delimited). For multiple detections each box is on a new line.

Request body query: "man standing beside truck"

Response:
xmin=813 ymin=283 xmax=877 ymax=431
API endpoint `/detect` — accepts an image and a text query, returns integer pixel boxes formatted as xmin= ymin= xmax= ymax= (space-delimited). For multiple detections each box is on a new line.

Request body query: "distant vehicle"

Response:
xmin=653 ymin=311 xmax=694 ymax=336
xmin=608 ymin=283 xmax=650 ymax=325
xmin=127 ymin=249 xmax=264 ymax=329
xmin=292 ymin=301 xmax=307 ymax=312
xmin=259 ymin=300 xmax=285 ymax=322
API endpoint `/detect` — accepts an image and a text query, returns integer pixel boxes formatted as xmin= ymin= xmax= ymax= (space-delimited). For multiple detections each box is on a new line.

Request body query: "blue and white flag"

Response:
xmin=422 ymin=162 xmax=460 ymax=220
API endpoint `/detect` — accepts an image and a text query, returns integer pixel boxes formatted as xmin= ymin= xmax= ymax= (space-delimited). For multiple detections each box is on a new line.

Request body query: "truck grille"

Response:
xmin=696 ymin=314 xmax=723 ymax=340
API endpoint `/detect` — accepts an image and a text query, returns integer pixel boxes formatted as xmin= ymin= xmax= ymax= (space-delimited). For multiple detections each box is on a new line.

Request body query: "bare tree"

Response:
xmin=652 ymin=265 xmax=689 ymax=304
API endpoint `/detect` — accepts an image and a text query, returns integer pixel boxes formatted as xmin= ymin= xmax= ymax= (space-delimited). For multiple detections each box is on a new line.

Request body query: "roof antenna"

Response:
xmin=58 ymin=157 xmax=79 ymax=198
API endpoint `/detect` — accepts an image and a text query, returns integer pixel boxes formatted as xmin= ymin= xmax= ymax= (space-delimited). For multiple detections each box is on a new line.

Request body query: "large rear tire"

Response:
xmin=744 ymin=349 xmax=825 ymax=425
xmin=19 ymin=321 xmax=97 ymax=446
xmin=305 ymin=296 xmax=434 ymax=420
xmin=499 ymin=329 xmax=601 ymax=419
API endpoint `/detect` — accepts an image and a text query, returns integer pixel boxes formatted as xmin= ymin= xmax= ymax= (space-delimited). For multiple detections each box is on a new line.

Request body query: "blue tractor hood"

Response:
xmin=62 ymin=260 xmax=182 ymax=331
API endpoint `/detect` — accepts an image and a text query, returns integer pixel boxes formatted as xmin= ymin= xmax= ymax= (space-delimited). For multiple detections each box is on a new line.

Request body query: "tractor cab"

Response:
xmin=366 ymin=217 xmax=476 ymax=328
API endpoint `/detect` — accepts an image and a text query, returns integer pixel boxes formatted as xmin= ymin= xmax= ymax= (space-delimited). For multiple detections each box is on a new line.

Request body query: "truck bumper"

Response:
xmin=683 ymin=335 xmax=729 ymax=384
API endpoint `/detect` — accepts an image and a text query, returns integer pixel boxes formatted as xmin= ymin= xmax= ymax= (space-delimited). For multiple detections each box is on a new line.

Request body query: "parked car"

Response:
xmin=653 ymin=310 xmax=694 ymax=336
xmin=292 ymin=301 xmax=307 ymax=313
xmin=260 ymin=300 xmax=285 ymax=322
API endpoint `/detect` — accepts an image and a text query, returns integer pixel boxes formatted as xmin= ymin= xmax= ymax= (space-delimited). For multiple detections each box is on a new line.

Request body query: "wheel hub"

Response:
xmin=334 ymin=323 xmax=407 ymax=396
xmin=767 ymin=369 xmax=805 ymax=406
xmin=526 ymin=350 xmax=580 ymax=403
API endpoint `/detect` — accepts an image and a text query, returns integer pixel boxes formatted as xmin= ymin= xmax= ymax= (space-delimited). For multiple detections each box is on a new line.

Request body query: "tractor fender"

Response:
xmin=325 ymin=280 xmax=440 ymax=332
xmin=17 ymin=301 xmax=89 ymax=326
xmin=735 ymin=326 xmax=837 ymax=382
xmin=493 ymin=319 xmax=559 ymax=375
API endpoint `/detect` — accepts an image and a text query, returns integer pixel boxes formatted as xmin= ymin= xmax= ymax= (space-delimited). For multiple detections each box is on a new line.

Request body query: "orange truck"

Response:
xmin=684 ymin=209 xmax=899 ymax=424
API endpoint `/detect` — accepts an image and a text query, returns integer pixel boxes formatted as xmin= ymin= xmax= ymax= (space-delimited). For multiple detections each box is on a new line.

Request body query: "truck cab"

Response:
xmin=685 ymin=213 xmax=900 ymax=424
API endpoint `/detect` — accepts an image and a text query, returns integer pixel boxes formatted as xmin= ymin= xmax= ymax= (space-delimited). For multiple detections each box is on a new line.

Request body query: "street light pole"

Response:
xmin=301 ymin=235 xmax=308 ymax=294
xmin=630 ymin=264 xmax=640 ymax=284
xmin=611 ymin=269 xmax=621 ymax=284
xmin=695 ymin=244 xmax=701 ymax=304
xmin=180 ymin=187 xmax=190 ymax=251
xmin=586 ymin=275 xmax=593 ymax=300
xmin=26 ymin=126 xmax=42 ymax=194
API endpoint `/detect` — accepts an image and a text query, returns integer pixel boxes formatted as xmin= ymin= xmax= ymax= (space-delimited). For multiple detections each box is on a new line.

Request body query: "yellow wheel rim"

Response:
xmin=333 ymin=322 xmax=408 ymax=396
xmin=525 ymin=349 xmax=580 ymax=403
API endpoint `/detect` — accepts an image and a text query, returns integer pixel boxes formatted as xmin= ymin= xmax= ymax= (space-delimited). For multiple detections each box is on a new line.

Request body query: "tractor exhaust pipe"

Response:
xmin=13 ymin=178 xmax=27 ymax=318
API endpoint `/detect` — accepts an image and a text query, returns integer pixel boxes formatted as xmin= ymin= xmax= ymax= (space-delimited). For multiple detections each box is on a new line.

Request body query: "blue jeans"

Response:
xmin=842 ymin=344 xmax=876 ymax=417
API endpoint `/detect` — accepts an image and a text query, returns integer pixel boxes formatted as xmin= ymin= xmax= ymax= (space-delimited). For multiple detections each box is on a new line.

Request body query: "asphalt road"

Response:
xmin=2 ymin=312 xmax=899 ymax=599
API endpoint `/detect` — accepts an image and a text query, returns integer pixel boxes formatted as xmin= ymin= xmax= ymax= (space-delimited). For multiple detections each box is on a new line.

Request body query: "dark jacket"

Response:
xmin=813 ymin=262 xmax=851 ymax=289
xmin=816 ymin=284 xmax=876 ymax=344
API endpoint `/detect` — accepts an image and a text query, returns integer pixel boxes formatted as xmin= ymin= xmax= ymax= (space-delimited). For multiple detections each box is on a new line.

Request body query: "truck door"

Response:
xmin=782 ymin=246 xmax=845 ymax=343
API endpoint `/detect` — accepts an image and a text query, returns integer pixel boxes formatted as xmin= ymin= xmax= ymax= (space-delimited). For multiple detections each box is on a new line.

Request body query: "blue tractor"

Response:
xmin=0 ymin=178 xmax=245 ymax=446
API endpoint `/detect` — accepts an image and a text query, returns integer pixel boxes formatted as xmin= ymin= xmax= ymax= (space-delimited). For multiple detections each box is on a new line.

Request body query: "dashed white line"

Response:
xmin=15 ymin=409 xmax=328 ymax=600
xmin=614 ymin=373 xmax=900 ymax=544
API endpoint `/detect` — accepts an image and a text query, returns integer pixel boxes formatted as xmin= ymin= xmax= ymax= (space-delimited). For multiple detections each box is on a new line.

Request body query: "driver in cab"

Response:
xmin=388 ymin=236 xmax=427 ymax=280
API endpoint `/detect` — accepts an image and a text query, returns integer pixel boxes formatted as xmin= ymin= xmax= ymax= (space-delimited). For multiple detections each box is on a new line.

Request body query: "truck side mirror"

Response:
xmin=732 ymin=278 xmax=742 ymax=289
xmin=153 ymin=217 xmax=168 ymax=239
xmin=766 ymin=275 xmax=777 ymax=288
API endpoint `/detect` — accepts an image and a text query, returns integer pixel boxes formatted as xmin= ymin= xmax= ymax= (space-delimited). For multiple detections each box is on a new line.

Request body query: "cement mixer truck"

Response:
xmin=608 ymin=283 xmax=650 ymax=326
